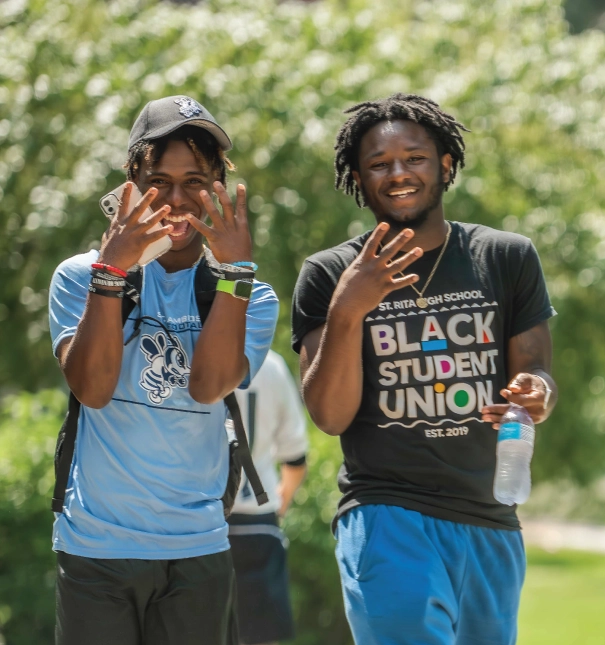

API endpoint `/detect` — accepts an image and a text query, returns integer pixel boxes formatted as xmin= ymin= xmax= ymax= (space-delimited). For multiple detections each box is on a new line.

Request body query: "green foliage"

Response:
xmin=283 ymin=425 xmax=352 ymax=644
xmin=3 ymin=0 xmax=605 ymax=484
xmin=0 ymin=389 xmax=63 ymax=645
xmin=3 ymin=0 xmax=605 ymax=642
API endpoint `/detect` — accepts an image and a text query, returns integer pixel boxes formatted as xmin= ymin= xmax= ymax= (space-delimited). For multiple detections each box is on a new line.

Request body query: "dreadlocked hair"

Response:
xmin=334 ymin=93 xmax=469 ymax=207
xmin=124 ymin=124 xmax=235 ymax=184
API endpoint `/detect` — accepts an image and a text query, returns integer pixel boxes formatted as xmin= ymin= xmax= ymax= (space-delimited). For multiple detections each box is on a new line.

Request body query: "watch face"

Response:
xmin=234 ymin=280 xmax=253 ymax=299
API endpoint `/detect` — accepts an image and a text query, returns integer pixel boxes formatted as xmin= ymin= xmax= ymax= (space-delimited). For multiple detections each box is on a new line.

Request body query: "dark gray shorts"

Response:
xmin=55 ymin=550 xmax=238 ymax=645
xmin=228 ymin=513 xmax=295 ymax=644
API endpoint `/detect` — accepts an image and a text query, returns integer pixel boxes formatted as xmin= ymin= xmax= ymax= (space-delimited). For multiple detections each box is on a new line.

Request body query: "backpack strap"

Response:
xmin=225 ymin=392 xmax=269 ymax=506
xmin=51 ymin=392 xmax=82 ymax=512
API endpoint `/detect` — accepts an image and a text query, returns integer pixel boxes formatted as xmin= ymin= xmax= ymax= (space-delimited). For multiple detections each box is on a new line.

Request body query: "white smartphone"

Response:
xmin=99 ymin=183 xmax=172 ymax=267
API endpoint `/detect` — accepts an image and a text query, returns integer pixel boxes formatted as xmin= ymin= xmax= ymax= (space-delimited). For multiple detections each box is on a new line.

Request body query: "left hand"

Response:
xmin=481 ymin=372 xmax=549 ymax=429
xmin=186 ymin=181 xmax=252 ymax=265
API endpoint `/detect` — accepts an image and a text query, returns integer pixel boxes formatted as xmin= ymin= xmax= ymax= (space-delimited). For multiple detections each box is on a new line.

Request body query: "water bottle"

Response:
xmin=493 ymin=403 xmax=535 ymax=506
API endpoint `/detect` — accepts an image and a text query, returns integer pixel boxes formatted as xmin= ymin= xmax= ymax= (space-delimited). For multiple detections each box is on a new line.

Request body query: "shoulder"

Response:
xmin=453 ymin=222 xmax=535 ymax=262
xmin=52 ymin=250 xmax=99 ymax=283
xmin=303 ymin=232 xmax=371 ymax=273
xmin=297 ymin=231 xmax=371 ymax=288
xmin=455 ymin=222 xmax=532 ymax=249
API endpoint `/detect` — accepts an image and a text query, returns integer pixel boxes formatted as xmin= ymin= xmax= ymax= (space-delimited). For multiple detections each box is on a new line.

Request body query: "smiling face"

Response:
xmin=136 ymin=139 xmax=220 ymax=261
xmin=352 ymin=119 xmax=452 ymax=230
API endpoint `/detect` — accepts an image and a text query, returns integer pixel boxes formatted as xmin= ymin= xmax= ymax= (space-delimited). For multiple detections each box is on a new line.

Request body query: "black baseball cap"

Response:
xmin=128 ymin=95 xmax=232 ymax=151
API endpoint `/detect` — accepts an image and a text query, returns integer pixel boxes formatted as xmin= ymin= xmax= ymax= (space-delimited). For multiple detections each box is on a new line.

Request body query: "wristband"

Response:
xmin=88 ymin=284 xmax=125 ymax=298
xmin=535 ymin=375 xmax=552 ymax=410
xmin=91 ymin=277 xmax=126 ymax=288
xmin=215 ymin=263 xmax=255 ymax=281
xmin=232 ymin=261 xmax=258 ymax=271
xmin=91 ymin=263 xmax=128 ymax=278
xmin=216 ymin=278 xmax=253 ymax=301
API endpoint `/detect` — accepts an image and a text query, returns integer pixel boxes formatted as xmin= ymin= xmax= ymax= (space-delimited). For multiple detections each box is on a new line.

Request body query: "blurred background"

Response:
xmin=2 ymin=0 xmax=605 ymax=642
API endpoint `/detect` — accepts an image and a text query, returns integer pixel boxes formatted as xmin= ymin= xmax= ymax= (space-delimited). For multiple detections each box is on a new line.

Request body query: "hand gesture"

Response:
xmin=186 ymin=182 xmax=252 ymax=265
xmin=329 ymin=223 xmax=422 ymax=321
xmin=98 ymin=183 xmax=173 ymax=271
xmin=481 ymin=372 xmax=550 ymax=429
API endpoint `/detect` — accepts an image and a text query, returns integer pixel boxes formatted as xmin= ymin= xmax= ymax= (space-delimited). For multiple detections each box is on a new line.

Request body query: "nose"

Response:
xmin=166 ymin=183 xmax=188 ymax=209
xmin=389 ymin=159 xmax=412 ymax=182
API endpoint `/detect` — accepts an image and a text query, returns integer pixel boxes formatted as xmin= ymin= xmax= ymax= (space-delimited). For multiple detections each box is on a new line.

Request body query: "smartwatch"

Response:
xmin=216 ymin=278 xmax=253 ymax=301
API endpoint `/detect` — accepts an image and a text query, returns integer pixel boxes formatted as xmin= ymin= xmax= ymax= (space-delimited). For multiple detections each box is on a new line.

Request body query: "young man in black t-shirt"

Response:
xmin=291 ymin=94 xmax=557 ymax=645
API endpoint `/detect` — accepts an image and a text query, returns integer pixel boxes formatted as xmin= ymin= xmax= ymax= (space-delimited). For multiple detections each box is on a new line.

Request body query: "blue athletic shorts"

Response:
xmin=335 ymin=505 xmax=525 ymax=645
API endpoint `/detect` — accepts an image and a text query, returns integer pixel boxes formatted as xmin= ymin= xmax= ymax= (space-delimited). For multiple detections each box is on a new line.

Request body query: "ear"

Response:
xmin=440 ymin=153 xmax=453 ymax=185
xmin=352 ymin=170 xmax=362 ymax=190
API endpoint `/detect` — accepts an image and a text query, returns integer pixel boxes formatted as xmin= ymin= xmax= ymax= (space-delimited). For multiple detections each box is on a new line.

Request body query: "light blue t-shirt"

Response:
xmin=48 ymin=250 xmax=279 ymax=559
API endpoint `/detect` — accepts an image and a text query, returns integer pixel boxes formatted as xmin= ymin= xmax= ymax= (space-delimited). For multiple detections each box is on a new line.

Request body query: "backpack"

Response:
xmin=51 ymin=250 xmax=268 ymax=518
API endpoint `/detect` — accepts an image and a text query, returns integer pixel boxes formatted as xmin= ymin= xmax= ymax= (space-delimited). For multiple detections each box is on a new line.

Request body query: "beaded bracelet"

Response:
xmin=232 ymin=261 xmax=258 ymax=271
xmin=88 ymin=284 xmax=125 ymax=298
xmin=91 ymin=262 xmax=128 ymax=278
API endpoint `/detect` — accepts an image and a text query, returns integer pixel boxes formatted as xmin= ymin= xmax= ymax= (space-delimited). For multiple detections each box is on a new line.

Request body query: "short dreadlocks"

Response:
xmin=124 ymin=124 xmax=235 ymax=184
xmin=334 ymin=93 xmax=469 ymax=207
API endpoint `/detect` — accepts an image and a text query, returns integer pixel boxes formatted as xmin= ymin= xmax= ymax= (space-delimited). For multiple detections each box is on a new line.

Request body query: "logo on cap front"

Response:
xmin=174 ymin=97 xmax=202 ymax=118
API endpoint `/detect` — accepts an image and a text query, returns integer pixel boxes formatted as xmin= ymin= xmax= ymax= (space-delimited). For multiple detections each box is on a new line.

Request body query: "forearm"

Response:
xmin=302 ymin=308 xmax=364 ymax=436
xmin=278 ymin=463 xmax=307 ymax=517
xmin=189 ymin=293 xmax=249 ymax=404
xmin=60 ymin=295 xmax=125 ymax=408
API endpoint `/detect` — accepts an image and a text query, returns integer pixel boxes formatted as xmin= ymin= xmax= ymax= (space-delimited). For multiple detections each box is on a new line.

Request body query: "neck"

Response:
xmin=380 ymin=209 xmax=449 ymax=252
xmin=157 ymin=238 xmax=204 ymax=273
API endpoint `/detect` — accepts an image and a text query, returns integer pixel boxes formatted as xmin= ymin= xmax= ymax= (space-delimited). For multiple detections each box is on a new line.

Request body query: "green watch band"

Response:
xmin=216 ymin=278 xmax=253 ymax=301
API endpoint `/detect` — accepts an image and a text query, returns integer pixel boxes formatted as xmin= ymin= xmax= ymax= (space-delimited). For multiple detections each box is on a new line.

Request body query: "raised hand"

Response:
xmin=186 ymin=181 xmax=252 ymax=265
xmin=481 ymin=372 xmax=550 ymax=429
xmin=329 ymin=223 xmax=422 ymax=321
xmin=98 ymin=183 xmax=173 ymax=271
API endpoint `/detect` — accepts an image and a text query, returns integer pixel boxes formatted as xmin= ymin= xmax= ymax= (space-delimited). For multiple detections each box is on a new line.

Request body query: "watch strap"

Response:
xmin=217 ymin=278 xmax=252 ymax=300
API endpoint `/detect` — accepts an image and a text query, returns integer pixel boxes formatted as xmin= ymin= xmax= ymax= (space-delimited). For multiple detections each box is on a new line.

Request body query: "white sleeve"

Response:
xmin=272 ymin=354 xmax=309 ymax=463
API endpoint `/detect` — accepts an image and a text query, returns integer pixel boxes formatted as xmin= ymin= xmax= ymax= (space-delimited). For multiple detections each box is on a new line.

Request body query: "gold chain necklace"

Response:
xmin=385 ymin=222 xmax=452 ymax=309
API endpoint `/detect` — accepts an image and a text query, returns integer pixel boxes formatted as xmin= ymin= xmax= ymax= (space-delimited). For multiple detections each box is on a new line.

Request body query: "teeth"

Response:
xmin=164 ymin=215 xmax=189 ymax=222
xmin=389 ymin=188 xmax=417 ymax=196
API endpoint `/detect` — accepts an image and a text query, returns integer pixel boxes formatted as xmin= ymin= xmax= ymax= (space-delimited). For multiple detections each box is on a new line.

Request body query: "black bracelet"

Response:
xmin=88 ymin=284 xmax=125 ymax=298
xmin=91 ymin=277 xmax=126 ymax=288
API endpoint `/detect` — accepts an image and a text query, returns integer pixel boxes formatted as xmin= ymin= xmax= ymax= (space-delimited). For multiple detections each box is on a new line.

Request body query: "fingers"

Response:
xmin=212 ymin=181 xmax=235 ymax=225
xmin=380 ymin=227 xmax=415 ymax=261
xmin=124 ymin=186 xmax=158 ymax=224
xmin=199 ymin=189 xmax=225 ymax=231
xmin=388 ymin=246 xmax=423 ymax=275
xmin=117 ymin=182 xmax=133 ymax=220
xmin=391 ymin=273 xmax=419 ymax=289
xmin=185 ymin=213 xmax=212 ymax=236
xmin=362 ymin=223 xmax=391 ymax=258
xmin=507 ymin=373 xmax=535 ymax=393
xmin=235 ymin=183 xmax=248 ymax=224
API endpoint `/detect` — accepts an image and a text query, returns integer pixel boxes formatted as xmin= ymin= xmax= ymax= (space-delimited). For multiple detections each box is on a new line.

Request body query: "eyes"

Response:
xmin=148 ymin=177 xmax=208 ymax=187
xmin=370 ymin=156 xmax=426 ymax=169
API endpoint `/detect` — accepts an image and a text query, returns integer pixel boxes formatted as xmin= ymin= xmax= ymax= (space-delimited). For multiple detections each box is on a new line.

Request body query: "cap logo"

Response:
xmin=174 ymin=97 xmax=202 ymax=118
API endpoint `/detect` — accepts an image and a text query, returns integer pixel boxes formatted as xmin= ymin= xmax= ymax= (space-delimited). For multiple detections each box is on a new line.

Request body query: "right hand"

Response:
xmin=329 ymin=223 xmax=423 ymax=321
xmin=98 ymin=183 xmax=174 ymax=271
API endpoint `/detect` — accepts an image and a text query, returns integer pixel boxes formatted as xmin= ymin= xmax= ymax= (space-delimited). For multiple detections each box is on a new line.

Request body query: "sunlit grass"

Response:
xmin=519 ymin=548 xmax=605 ymax=645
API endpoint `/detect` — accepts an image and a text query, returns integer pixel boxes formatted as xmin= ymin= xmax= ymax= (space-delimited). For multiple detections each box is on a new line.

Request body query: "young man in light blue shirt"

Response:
xmin=49 ymin=96 xmax=279 ymax=645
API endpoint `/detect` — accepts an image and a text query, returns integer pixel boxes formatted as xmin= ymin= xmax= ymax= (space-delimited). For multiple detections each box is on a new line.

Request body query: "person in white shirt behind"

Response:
xmin=228 ymin=349 xmax=308 ymax=645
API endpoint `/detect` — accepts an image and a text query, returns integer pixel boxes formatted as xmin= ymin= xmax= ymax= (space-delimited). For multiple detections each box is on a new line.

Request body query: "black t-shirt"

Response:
xmin=292 ymin=222 xmax=555 ymax=530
